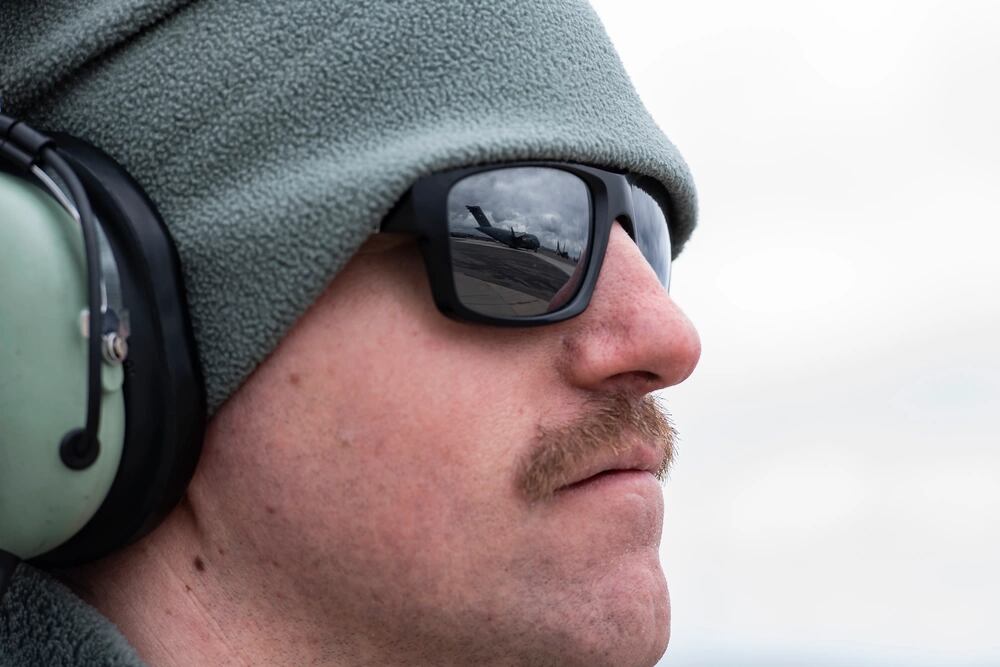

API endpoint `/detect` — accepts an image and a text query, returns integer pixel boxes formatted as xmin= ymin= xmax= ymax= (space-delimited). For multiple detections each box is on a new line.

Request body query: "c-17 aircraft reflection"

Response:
xmin=465 ymin=205 xmax=541 ymax=251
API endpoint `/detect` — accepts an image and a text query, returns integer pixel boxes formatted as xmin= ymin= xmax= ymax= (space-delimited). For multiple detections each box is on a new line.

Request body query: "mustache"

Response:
xmin=516 ymin=394 xmax=677 ymax=502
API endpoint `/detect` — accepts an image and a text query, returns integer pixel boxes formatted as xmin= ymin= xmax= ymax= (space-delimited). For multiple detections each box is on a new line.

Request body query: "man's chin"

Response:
xmin=620 ymin=563 xmax=670 ymax=666
xmin=562 ymin=555 xmax=671 ymax=667
xmin=614 ymin=552 xmax=670 ymax=665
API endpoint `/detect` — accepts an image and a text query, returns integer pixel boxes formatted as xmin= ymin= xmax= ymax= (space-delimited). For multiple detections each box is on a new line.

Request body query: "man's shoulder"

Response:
xmin=0 ymin=564 xmax=146 ymax=667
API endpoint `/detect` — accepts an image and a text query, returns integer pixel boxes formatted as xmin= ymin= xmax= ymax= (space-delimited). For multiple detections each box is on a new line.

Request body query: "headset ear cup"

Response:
xmin=26 ymin=135 xmax=206 ymax=566
xmin=0 ymin=171 xmax=127 ymax=559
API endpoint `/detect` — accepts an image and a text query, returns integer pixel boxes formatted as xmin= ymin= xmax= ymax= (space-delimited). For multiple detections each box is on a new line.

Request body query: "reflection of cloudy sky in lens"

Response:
xmin=447 ymin=167 xmax=590 ymax=256
xmin=630 ymin=184 xmax=671 ymax=287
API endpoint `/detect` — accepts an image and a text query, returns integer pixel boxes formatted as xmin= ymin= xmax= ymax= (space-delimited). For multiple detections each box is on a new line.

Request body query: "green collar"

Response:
xmin=0 ymin=564 xmax=145 ymax=667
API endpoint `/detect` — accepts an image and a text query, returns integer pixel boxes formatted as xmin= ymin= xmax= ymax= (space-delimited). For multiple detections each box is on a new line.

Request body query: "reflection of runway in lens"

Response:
xmin=450 ymin=238 xmax=579 ymax=316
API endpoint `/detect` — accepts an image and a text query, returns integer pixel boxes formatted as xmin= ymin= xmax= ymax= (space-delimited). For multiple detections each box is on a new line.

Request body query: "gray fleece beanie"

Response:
xmin=0 ymin=0 xmax=697 ymax=415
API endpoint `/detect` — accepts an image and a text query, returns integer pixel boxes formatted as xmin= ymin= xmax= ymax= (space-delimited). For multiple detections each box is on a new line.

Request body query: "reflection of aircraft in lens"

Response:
xmin=466 ymin=205 xmax=540 ymax=251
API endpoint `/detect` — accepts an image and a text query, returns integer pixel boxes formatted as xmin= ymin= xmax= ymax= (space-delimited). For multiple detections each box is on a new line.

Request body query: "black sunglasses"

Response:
xmin=380 ymin=162 xmax=673 ymax=326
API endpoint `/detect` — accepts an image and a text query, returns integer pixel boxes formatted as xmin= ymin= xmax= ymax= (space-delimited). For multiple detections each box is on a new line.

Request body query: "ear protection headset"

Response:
xmin=0 ymin=113 xmax=206 ymax=584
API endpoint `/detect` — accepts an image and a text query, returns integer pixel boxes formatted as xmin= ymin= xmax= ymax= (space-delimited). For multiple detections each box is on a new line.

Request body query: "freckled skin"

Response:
xmin=71 ymin=224 xmax=700 ymax=667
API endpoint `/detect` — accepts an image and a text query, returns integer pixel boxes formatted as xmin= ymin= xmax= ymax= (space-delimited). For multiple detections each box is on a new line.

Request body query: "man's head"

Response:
xmin=2 ymin=0 xmax=701 ymax=664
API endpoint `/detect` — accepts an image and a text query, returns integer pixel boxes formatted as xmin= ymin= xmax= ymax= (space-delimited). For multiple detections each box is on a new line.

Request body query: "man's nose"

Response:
xmin=559 ymin=221 xmax=701 ymax=396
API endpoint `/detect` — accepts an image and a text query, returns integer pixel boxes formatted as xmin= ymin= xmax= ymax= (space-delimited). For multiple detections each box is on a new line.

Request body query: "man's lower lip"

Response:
xmin=557 ymin=469 xmax=659 ymax=494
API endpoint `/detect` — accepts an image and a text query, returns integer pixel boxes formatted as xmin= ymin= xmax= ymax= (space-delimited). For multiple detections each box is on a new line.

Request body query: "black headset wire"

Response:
xmin=1 ymin=118 xmax=104 ymax=597
xmin=39 ymin=147 xmax=104 ymax=465
xmin=0 ymin=119 xmax=104 ymax=465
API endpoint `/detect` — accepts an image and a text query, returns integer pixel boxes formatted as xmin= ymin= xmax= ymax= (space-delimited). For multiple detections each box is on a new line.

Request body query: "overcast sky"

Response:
xmin=587 ymin=2 xmax=1000 ymax=665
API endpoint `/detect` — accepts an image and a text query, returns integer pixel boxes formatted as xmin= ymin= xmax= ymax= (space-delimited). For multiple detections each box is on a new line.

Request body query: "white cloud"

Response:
xmin=587 ymin=1 xmax=1000 ymax=664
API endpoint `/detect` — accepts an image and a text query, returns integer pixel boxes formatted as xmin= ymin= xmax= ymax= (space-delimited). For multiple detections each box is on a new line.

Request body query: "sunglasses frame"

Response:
xmin=379 ymin=161 xmax=670 ymax=327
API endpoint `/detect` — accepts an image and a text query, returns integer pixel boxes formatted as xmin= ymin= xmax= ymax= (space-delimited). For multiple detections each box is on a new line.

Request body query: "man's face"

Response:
xmin=196 ymin=221 xmax=700 ymax=666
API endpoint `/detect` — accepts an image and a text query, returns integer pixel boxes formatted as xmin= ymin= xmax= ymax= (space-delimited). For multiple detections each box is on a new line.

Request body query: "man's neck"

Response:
xmin=63 ymin=498 xmax=377 ymax=667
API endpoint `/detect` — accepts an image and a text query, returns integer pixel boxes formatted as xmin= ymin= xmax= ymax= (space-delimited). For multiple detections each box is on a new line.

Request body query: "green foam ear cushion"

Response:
xmin=0 ymin=172 xmax=125 ymax=559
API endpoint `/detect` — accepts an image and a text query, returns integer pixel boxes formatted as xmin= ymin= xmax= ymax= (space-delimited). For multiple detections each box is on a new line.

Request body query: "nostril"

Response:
xmin=603 ymin=370 xmax=662 ymax=395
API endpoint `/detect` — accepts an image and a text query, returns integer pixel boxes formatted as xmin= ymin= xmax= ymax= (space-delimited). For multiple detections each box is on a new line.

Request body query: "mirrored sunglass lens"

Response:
xmin=630 ymin=182 xmax=671 ymax=290
xmin=447 ymin=167 xmax=591 ymax=317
